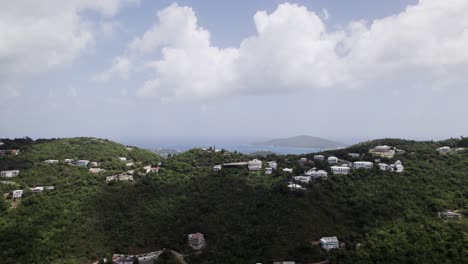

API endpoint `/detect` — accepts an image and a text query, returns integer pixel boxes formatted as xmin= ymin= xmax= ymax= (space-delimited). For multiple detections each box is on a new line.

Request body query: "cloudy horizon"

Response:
xmin=1 ymin=0 xmax=468 ymax=141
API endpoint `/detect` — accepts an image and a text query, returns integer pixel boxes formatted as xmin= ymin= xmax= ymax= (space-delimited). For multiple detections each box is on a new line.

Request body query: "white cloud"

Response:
xmin=99 ymin=0 xmax=468 ymax=101
xmin=92 ymin=56 xmax=132 ymax=81
xmin=322 ymin=8 xmax=330 ymax=20
xmin=0 ymin=0 xmax=138 ymax=86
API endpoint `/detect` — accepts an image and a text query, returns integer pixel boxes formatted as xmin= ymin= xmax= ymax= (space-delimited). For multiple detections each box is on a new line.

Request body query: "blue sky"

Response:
xmin=1 ymin=0 xmax=467 ymax=142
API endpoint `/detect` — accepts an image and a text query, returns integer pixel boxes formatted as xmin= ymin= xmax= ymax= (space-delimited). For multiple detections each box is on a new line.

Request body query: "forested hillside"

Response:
xmin=0 ymin=137 xmax=467 ymax=264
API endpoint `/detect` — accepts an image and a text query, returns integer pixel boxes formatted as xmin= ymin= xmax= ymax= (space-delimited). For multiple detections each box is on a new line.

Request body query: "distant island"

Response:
xmin=254 ymin=135 xmax=347 ymax=149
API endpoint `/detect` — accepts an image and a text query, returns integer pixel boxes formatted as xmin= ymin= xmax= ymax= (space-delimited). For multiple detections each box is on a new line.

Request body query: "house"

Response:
xmin=31 ymin=187 xmax=44 ymax=193
xmin=45 ymin=186 xmax=55 ymax=190
xmin=188 ymin=233 xmax=206 ymax=250
xmin=287 ymin=183 xmax=303 ymax=190
xmin=119 ymin=157 xmax=127 ymax=161
xmin=282 ymin=168 xmax=293 ymax=173
xmin=106 ymin=174 xmax=134 ymax=184
xmin=370 ymin=145 xmax=395 ymax=158
xmin=294 ymin=176 xmax=311 ymax=184
xmin=348 ymin=153 xmax=360 ymax=158
xmin=331 ymin=166 xmax=350 ymax=175
xmin=320 ymin=236 xmax=339 ymax=250
xmin=0 ymin=142 xmax=3 ymax=146
xmin=437 ymin=146 xmax=451 ymax=154
xmin=310 ymin=170 xmax=328 ymax=179
xmin=90 ymin=161 xmax=99 ymax=167
xmin=43 ymin=160 xmax=59 ymax=164
xmin=89 ymin=168 xmax=104 ymax=173
xmin=76 ymin=160 xmax=90 ymax=167
xmin=265 ymin=167 xmax=273 ymax=175
xmin=440 ymin=211 xmax=462 ymax=220
xmin=378 ymin=163 xmax=389 ymax=171
xmin=9 ymin=149 xmax=20 ymax=155
xmin=299 ymin=157 xmax=308 ymax=163
xmin=354 ymin=161 xmax=373 ymax=169
xmin=327 ymin=156 xmax=338 ymax=164
xmin=213 ymin=165 xmax=222 ymax=172
xmin=248 ymin=159 xmax=262 ymax=171
xmin=143 ymin=165 xmax=160 ymax=173
xmin=64 ymin=159 xmax=73 ymax=163
xmin=1 ymin=170 xmax=20 ymax=178
xmin=12 ymin=189 xmax=23 ymax=199
xmin=394 ymin=160 xmax=404 ymax=173
xmin=125 ymin=162 xmax=134 ymax=167
xmin=314 ymin=155 xmax=325 ymax=161
xmin=267 ymin=161 xmax=278 ymax=169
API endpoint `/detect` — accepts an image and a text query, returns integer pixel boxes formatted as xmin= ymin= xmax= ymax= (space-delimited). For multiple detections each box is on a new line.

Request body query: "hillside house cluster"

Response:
xmin=188 ymin=232 xmax=206 ymax=250
xmin=1 ymin=170 xmax=20 ymax=178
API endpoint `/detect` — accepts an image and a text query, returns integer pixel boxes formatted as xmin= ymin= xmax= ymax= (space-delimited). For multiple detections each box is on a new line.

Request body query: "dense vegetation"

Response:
xmin=0 ymin=137 xmax=467 ymax=263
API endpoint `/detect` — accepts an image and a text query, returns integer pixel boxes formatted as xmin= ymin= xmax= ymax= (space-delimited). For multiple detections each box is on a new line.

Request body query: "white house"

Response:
xmin=125 ymin=162 xmax=134 ymax=167
xmin=354 ymin=161 xmax=373 ymax=169
xmin=43 ymin=160 xmax=59 ymax=164
xmin=213 ymin=165 xmax=222 ymax=172
xmin=1 ymin=170 xmax=20 ymax=178
xmin=327 ymin=156 xmax=338 ymax=164
xmin=320 ymin=236 xmax=339 ymax=250
xmin=294 ymin=176 xmax=311 ymax=184
xmin=283 ymin=168 xmax=293 ymax=173
xmin=90 ymin=161 xmax=99 ymax=167
xmin=89 ymin=168 xmax=104 ymax=173
xmin=331 ymin=166 xmax=350 ymax=175
xmin=31 ymin=186 xmax=44 ymax=193
xmin=64 ymin=159 xmax=73 ymax=163
xmin=287 ymin=183 xmax=303 ymax=190
xmin=348 ymin=153 xmax=360 ymax=158
xmin=265 ymin=167 xmax=273 ymax=175
xmin=373 ymin=145 xmax=392 ymax=152
xmin=12 ymin=189 xmax=23 ymax=199
xmin=106 ymin=174 xmax=134 ymax=184
xmin=119 ymin=157 xmax=127 ymax=161
xmin=267 ymin=161 xmax=278 ymax=169
xmin=76 ymin=160 xmax=90 ymax=167
xmin=0 ymin=142 xmax=3 ymax=146
xmin=394 ymin=160 xmax=404 ymax=172
xmin=314 ymin=155 xmax=325 ymax=161
xmin=299 ymin=157 xmax=308 ymax=163
xmin=248 ymin=159 xmax=262 ymax=171
xmin=378 ymin=163 xmax=389 ymax=171
xmin=310 ymin=170 xmax=328 ymax=179
xmin=437 ymin=146 xmax=451 ymax=154
xmin=188 ymin=233 xmax=206 ymax=250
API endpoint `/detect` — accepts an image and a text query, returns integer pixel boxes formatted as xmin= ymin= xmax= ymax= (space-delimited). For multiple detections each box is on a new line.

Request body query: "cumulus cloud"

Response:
xmin=98 ymin=0 xmax=468 ymax=101
xmin=0 ymin=0 xmax=137 ymax=84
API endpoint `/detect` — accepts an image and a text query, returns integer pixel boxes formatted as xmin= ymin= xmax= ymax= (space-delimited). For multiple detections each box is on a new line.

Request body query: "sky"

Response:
xmin=1 ymin=0 xmax=468 ymax=142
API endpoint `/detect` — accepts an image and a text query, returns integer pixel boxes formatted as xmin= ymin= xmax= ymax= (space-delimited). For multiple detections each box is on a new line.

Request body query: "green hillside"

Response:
xmin=0 ymin=137 xmax=467 ymax=264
